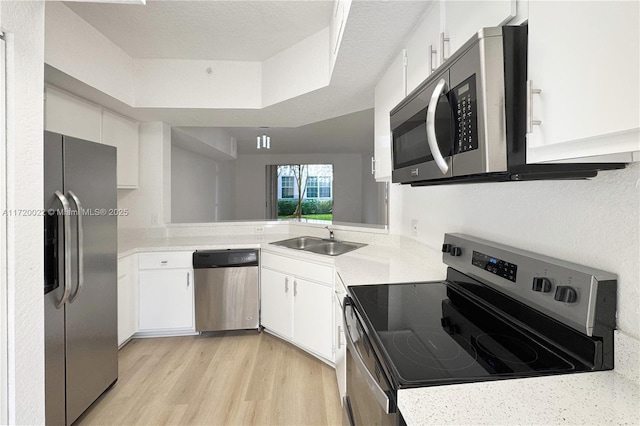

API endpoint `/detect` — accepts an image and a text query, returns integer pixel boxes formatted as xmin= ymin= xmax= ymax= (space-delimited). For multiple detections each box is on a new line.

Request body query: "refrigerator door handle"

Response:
xmin=54 ymin=190 xmax=72 ymax=309
xmin=67 ymin=190 xmax=84 ymax=303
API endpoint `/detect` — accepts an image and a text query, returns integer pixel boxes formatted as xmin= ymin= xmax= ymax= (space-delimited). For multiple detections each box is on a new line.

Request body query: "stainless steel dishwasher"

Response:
xmin=192 ymin=249 xmax=260 ymax=332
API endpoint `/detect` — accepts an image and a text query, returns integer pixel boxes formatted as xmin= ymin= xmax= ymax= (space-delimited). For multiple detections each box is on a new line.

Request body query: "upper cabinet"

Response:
xmin=44 ymin=86 xmax=102 ymax=143
xmin=102 ymin=110 xmax=139 ymax=189
xmin=441 ymin=1 xmax=516 ymax=60
xmin=526 ymin=1 xmax=640 ymax=163
xmin=405 ymin=1 xmax=441 ymax=94
xmin=45 ymin=86 xmax=140 ymax=189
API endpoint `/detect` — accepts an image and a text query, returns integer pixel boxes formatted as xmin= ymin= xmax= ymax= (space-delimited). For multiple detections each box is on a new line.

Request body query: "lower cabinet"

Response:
xmin=137 ymin=251 xmax=195 ymax=335
xmin=261 ymin=268 xmax=293 ymax=339
xmin=261 ymin=251 xmax=334 ymax=361
xmin=117 ymin=254 xmax=138 ymax=347
xmin=334 ymin=273 xmax=347 ymax=401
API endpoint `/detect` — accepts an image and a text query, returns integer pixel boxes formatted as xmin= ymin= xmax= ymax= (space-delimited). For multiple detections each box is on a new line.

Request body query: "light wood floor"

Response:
xmin=76 ymin=331 xmax=342 ymax=426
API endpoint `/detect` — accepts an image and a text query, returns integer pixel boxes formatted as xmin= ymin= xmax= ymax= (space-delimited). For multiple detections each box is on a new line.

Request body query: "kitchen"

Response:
xmin=1 ymin=0 xmax=639 ymax=425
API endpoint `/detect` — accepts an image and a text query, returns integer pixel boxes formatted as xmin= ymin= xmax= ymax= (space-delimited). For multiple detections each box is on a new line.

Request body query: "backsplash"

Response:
xmin=390 ymin=162 xmax=640 ymax=339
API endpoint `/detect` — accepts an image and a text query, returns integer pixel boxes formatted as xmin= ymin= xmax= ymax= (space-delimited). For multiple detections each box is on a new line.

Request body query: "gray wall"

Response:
xmin=171 ymin=145 xmax=236 ymax=223
xmin=234 ymin=153 xmax=363 ymax=223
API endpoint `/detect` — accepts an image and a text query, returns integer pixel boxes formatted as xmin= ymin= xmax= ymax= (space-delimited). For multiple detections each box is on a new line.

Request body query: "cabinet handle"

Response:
xmin=526 ymin=80 xmax=542 ymax=133
xmin=187 ymin=272 xmax=190 ymax=287
xmin=285 ymin=277 xmax=289 ymax=293
xmin=294 ymin=280 xmax=298 ymax=296
xmin=338 ymin=325 xmax=343 ymax=349
xmin=429 ymin=44 xmax=437 ymax=73
xmin=440 ymin=32 xmax=450 ymax=63
xmin=161 ymin=260 xmax=168 ymax=265
xmin=371 ymin=157 xmax=376 ymax=175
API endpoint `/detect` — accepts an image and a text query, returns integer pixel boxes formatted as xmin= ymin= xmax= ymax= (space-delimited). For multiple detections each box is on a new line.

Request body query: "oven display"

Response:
xmin=451 ymin=75 xmax=478 ymax=154
xmin=472 ymin=251 xmax=517 ymax=282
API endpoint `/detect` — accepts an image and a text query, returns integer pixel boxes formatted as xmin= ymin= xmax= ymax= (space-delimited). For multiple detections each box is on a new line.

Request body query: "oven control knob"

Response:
xmin=532 ymin=277 xmax=552 ymax=293
xmin=442 ymin=244 xmax=452 ymax=253
xmin=450 ymin=246 xmax=462 ymax=256
xmin=554 ymin=286 xmax=578 ymax=303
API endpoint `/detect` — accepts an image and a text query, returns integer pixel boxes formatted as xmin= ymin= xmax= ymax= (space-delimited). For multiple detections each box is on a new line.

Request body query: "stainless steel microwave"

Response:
xmin=390 ymin=25 xmax=622 ymax=185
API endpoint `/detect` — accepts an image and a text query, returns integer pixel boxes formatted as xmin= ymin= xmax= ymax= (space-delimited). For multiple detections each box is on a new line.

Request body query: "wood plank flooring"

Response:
xmin=75 ymin=332 xmax=342 ymax=426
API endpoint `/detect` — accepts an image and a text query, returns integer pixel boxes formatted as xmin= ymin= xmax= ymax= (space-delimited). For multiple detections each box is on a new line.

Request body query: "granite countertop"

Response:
xmin=398 ymin=330 xmax=640 ymax=425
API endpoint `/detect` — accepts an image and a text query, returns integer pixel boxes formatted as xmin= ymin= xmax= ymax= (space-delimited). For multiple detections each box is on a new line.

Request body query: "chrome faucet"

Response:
xmin=325 ymin=225 xmax=335 ymax=241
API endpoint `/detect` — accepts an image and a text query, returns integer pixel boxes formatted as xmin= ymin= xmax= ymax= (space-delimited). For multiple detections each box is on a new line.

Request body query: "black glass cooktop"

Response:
xmin=349 ymin=281 xmax=583 ymax=388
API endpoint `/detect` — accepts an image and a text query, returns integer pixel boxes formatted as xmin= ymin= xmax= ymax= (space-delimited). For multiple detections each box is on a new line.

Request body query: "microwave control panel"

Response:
xmin=451 ymin=75 xmax=478 ymax=154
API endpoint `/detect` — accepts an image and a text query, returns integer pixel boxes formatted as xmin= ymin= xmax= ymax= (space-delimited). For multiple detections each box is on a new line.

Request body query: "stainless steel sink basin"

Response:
xmin=303 ymin=241 xmax=366 ymax=256
xmin=270 ymin=236 xmax=366 ymax=256
xmin=270 ymin=236 xmax=324 ymax=250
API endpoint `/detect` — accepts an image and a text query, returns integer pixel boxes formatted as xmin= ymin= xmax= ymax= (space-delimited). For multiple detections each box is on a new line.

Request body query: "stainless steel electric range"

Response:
xmin=342 ymin=234 xmax=617 ymax=426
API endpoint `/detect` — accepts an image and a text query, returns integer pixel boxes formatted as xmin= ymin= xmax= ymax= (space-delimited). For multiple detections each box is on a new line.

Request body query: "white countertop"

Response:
xmin=398 ymin=330 xmax=640 ymax=425
xmin=118 ymin=230 xmax=640 ymax=425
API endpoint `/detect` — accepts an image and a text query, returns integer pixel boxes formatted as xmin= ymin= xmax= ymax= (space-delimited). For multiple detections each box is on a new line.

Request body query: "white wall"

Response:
xmin=171 ymin=145 xmax=236 ymax=223
xmin=1 ymin=1 xmax=46 ymax=423
xmin=235 ymin=153 xmax=363 ymax=223
xmin=117 ymin=122 xmax=171 ymax=229
xmin=389 ymin=164 xmax=640 ymax=339
xmin=44 ymin=1 xmax=134 ymax=105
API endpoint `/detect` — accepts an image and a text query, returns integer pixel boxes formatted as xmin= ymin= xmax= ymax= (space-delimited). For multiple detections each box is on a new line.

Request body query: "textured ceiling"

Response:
xmin=52 ymin=1 xmax=433 ymax=155
xmin=63 ymin=0 xmax=334 ymax=60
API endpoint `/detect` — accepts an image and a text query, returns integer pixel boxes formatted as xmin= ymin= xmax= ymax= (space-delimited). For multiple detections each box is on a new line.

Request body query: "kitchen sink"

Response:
xmin=270 ymin=236 xmax=366 ymax=256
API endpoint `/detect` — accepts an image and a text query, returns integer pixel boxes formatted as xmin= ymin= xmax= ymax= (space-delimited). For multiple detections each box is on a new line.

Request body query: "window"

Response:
xmin=306 ymin=176 xmax=331 ymax=199
xmin=281 ymin=176 xmax=294 ymax=199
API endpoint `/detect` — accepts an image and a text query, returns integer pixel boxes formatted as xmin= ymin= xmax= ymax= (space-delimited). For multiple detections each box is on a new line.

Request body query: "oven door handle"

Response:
xmin=425 ymin=78 xmax=450 ymax=175
xmin=343 ymin=299 xmax=393 ymax=415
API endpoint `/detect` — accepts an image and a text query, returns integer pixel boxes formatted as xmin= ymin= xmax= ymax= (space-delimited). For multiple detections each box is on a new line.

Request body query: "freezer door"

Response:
xmin=44 ymin=132 xmax=66 ymax=426
xmin=63 ymin=136 xmax=118 ymax=424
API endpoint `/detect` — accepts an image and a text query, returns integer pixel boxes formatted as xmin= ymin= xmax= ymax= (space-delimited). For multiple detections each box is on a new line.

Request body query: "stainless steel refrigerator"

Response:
xmin=44 ymin=131 xmax=118 ymax=425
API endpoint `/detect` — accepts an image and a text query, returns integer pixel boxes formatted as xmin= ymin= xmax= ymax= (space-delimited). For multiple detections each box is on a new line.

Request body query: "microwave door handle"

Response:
xmin=67 ymin=191 xmax=84 ymax=303
xmin=54 ymin=191 xmax=72 ymax=309
xmin=342 ymin=299 xmax=393 ymax=414
xmin=426 ymin=78 xmax=450 ymax=175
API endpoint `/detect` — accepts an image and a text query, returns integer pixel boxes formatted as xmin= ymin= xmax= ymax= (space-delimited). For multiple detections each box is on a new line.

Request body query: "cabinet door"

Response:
xmin=443 ymin=1 xmax=516 ymax=57
xmin=293 ymin=278 xmax=333 ymax=360
xmin=374 ymin=52 xmax=406 ymax=181
xmin=406 ymin=1 xmax=441 ymax=92
xmin=44 ymin=86 xmax=102 ymax=143
xmin=117 ymin=256 xmax=137 ymax=346
xmin=261 ymin=268 xmax=293 ymax=339
xmin=102 ymin=110 xmax=139 ymax=189
xmin=527 ymin=1 xmax=640 ymax=163
xmin=334 ymin=291 xmax=346 ymax=400
xmin=138 ymin=268 xmax=194 ymax=331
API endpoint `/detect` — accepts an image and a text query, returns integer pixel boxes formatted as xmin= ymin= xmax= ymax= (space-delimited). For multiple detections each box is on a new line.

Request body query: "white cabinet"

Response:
xmin=526 ymin=1 xmax=640 ymax=163
xmin=102 ymin=110 xmax=139 ymax=189
xmin=441 ymin=1 xmax=516 ymax=60
xmin=117 ymin=254 xmax=138 ymax=347
xmin=334 ymin=273 xmax=347 ymax=401
xmin=293 ymin=277 xmax=333 ymax=359
xmin=261 ymin=251 xmax=334 ymax=361
xmin=405 ymin=1 xmax=441 ymax=93
xmin=261 ymin=268 xmax=293 ymax=339
xmin=373 ymin=52 xmax=405 ymax=181
xmin=137 ymin=252 xmax=194 ymax=335
xmin=44 ymin=86 xmax=140 ymax=189
xmin=44 ymin=86 xmax=102 ymax=143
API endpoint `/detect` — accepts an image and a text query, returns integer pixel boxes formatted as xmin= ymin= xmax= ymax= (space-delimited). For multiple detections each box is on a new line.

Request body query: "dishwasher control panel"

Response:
xmin=193 ymin=249 xmax=259 ymax=268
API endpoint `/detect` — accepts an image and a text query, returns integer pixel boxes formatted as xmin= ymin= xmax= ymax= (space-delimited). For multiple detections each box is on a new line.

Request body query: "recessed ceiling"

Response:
xmin=52 ymin=1 xmax=433 ymax=156
xmin=220 ymin=108 xmax=374 ymax=155
xmin=63 ymin=0 xmax=334 ymax=61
